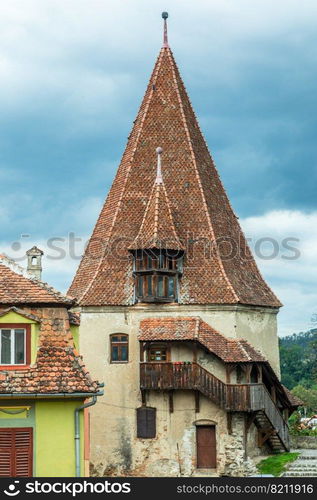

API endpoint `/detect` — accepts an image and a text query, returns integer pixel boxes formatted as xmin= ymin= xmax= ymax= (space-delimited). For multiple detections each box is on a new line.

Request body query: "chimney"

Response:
xmin=26 ymin=246 xmax=44 ymax=280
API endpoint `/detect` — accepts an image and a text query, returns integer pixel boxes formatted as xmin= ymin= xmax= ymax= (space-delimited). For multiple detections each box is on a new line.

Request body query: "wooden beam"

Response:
xmin=244 ymin=414 xmax=248 ymax=459
xmin=226 ymin=365 xmax=234 ymax=383
xmin=141 ymin=390 xmax=146 ymax=406
xmin=246 ymin=412 xmax=257 ymax=432
xmin=258 ymin=429 xmax=275 ymax=447
xmin=193 ymin=342 xmax=198 ymax=363
xmin=257 ymin=364 xmax=263 ymax=382
xmin=245 ymin=364 xmax=252 ymax=383
xmin=140 ymin=342 xmax=145 ymax=362
xmin=169 ymin=391 xmax=174 ymax=413
xmin=271 ymin=386 xmax=277 ymax=403
xmin=195 ymin=391 xmax=200 ymax=413
xmin=227 ymin=412 xmax=232 ymax=434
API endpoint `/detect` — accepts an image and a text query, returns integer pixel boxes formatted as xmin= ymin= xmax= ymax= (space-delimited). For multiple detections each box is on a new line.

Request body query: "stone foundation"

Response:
xmin=223 ymin=414 xmax=258 ymax=477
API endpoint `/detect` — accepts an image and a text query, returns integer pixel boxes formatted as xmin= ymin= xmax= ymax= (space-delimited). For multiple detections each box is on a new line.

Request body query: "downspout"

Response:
xmin=74 ymin=386 xmax=104 ymax=478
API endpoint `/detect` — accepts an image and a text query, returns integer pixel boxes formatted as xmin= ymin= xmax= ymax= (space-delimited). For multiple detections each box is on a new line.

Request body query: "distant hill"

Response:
xmin=279 ymin=329 xmax=317 ymax=389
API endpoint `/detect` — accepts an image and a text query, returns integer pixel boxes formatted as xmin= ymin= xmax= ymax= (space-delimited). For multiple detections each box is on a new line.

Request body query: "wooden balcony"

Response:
xmin=140 ymin=361 xmax=247 ymax=410
xmin=140 ymin=362 xmax=289 ymax=451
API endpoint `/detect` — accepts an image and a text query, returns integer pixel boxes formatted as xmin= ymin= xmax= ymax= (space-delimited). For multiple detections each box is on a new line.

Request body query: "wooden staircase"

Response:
xmin=140 ymin=362 xmax=290 ymax=452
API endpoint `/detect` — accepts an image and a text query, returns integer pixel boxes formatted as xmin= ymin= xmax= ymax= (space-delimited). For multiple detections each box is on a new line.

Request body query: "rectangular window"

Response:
xmin=136 ymin=407 xmax=156 ymax=438
xmin=110 ymin=334 xmax=129 ymax=363
xmin=157 ymin=276 xmax=164 ymax=297
xmin=168 ymin=276 xmax=175 ymax=297
xmin=149 ymin=345 xmax=168 ymax=362
xmin=0 ymin=329 xmax=26 ymax=366
xmin=158 ymin=253 xmax=165 ymax=269
xmin=137 ymin=276 xmax=143 ymax=297
xmin=146 ymin=275 xmax=153 ymax=296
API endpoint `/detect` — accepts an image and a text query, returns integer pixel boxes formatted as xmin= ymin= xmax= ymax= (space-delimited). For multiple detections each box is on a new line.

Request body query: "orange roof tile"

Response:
xmin=0 ymin=255 xmax=73 ymax=306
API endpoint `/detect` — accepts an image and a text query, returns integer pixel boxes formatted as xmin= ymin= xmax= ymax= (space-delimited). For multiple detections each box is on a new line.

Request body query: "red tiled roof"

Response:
xmin=69 ymin=44 xmax=281 ymax=308
xmin=0 ymin=255 xmax=73 ymax=306
xmin=139 ymin=317 xmax=267 ymax=363
xmin=129 ymin=180 xmax=183 ymax=251
xmin=282 ymin=385 xmax=304 ymax=407
xmin=0 ymin=305 xmax=98 ymax=394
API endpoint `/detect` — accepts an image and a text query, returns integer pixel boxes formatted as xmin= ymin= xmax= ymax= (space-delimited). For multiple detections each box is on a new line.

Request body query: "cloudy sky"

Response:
xmin=0 ymin=0 xmax=316 ymax=336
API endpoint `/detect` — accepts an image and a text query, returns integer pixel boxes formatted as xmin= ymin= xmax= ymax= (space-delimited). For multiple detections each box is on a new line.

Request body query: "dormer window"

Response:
xmin=133 ymin=249 xmax=183 ymax=303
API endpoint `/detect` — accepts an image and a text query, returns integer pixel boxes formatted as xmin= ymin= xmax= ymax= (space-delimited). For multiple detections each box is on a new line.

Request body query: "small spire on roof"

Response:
xmin=155 ymin=147 xmax=163 ymax=184
xmin=162 ymin=11 xmax=169 ymax=48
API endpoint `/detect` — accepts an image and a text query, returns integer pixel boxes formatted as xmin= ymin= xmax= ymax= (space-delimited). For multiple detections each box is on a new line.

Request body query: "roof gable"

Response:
xmin=129 ymin=179 xmax=183 ymax=251
xmin=0 ymin=256 xmax=73 ymax=306
xmin=0 ymin=307 xmax=40 ymax=324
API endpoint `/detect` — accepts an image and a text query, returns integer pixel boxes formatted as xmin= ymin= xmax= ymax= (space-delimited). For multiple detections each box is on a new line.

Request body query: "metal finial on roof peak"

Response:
xmin=155 ymin=147 xmax=163 ymax=184
xmin=162 ymin=12 xmax=169 ymax=47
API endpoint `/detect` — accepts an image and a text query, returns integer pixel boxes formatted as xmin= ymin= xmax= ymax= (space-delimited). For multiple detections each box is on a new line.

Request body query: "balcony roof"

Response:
xmin=139 ymin=316 xmax=266 ymax=363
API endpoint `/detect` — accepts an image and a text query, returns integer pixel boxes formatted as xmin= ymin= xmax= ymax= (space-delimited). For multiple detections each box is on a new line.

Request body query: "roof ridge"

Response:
xmin=237 ymin=337 xmax=266 ymax=360
xmin=0 ymin=256 xmax=73 ymax=305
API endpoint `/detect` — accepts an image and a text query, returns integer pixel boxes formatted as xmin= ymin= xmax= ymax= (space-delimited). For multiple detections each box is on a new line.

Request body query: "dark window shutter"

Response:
xmin=0 ymin=428 xmax=33 ymax=477
xmin=137 ymin=407 xmax=156 ymax=438
xmin=14 ymin=428 xmax=33 ymax=477
xmin=0 ymin=429 xmax=13 ymax=476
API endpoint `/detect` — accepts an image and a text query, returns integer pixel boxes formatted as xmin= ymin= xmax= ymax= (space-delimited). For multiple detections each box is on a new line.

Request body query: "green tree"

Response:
xmin=291 ymin=385 xmax=317 ymax=415
xmin=309 ymin=339 xmax=317 ymax=383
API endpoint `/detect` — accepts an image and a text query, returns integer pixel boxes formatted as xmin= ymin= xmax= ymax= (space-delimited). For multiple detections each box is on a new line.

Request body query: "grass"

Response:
xmin=256 ymin=452 xmax=300 ymax=476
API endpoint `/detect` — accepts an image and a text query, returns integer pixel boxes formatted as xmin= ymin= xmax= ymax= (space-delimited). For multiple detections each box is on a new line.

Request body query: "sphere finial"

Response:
xmin=161 ymin=12 xmax=169 ymax=47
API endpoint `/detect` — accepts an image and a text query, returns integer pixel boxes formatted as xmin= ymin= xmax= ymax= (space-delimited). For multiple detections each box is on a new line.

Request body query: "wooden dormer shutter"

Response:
xmin=0 ymin=428 xmax=33 ymax=477
xmin=136 ymin=407 xmax=156 ymax=438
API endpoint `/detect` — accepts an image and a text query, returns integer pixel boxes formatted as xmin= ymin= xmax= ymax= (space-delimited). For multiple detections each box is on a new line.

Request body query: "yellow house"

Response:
xmin=0 ymin=252 xmax=102 ymax=477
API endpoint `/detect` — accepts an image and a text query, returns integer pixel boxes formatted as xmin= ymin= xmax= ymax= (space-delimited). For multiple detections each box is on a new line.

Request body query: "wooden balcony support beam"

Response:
xmin=195 ymin=391 xmax=200 ymax=413
xmin=141 ymin=389 xmax=146 ymax=406
xmin=227 ymin=412 xmax=232 ymax=435
xmin=258 ymin=428 xmax=275 ymax=447
xmin=169 ymin=391 xmax=174 ymax=413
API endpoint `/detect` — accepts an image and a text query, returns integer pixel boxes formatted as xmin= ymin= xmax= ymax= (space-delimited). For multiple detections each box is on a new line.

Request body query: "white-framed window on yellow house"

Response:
xmin=0 ymin=324 xmax=31 ymax=367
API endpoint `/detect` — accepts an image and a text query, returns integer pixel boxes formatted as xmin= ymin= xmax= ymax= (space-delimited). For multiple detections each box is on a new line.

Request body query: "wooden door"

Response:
xmin=196 ymin=425 xmax=216 ymax=468
xmin=0 ymin=428 xmax=33 ymax=477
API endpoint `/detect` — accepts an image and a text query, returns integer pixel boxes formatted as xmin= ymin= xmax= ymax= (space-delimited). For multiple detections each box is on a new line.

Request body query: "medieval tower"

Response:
xmin=69 ymin=14 xmax=298 ymax=476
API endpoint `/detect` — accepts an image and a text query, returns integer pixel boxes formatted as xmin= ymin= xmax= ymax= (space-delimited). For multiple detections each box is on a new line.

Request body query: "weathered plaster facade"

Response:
xmin=78 ymin=305 xmax=276 ymax=476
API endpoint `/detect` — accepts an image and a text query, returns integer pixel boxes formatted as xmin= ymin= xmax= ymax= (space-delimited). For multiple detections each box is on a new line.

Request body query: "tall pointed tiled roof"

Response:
xmin=69 ymin=21 xmax=281 ymax=308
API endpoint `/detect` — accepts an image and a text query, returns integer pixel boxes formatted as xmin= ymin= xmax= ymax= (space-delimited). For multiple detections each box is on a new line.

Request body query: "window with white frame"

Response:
xmin=0 ymin=328 xmax=26 ymax=365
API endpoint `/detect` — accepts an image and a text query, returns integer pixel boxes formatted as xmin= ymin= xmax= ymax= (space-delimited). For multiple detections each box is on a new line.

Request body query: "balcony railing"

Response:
xmin=140 ymin=362 xmax=289 ymax=450
xmin=140 ymin=362 xmax=248 ymax=410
